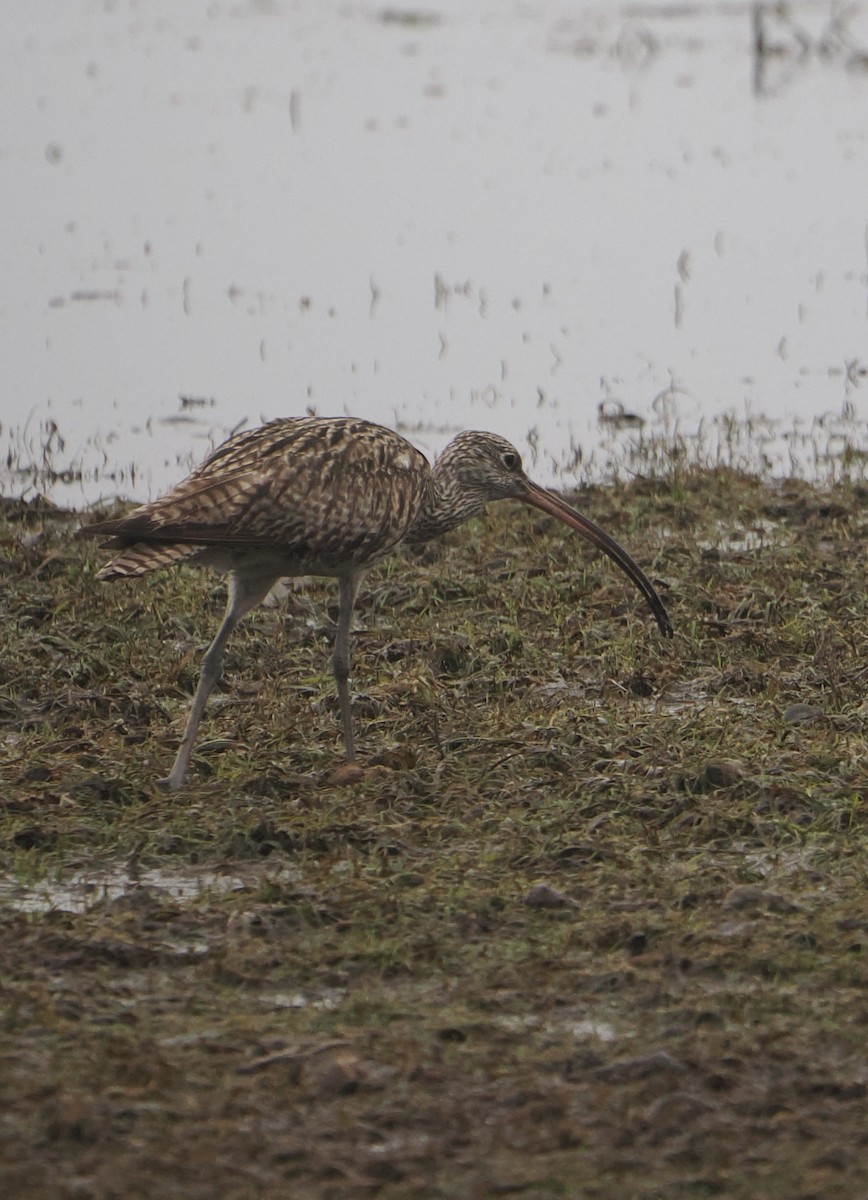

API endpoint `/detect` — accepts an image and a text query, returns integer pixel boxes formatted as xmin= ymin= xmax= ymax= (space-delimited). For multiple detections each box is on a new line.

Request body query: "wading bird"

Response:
xmin=79 ymin=417 xmax=672 ymax=789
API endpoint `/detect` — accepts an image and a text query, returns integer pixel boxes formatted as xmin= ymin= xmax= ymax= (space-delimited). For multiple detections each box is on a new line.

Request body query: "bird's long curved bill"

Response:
xmin=520 ymin=482 xmax=673 ymax=637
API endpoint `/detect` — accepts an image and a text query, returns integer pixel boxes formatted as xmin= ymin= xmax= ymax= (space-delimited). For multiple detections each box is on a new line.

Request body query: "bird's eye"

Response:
xmin=501 ymin=451 xmax=519 ymax=470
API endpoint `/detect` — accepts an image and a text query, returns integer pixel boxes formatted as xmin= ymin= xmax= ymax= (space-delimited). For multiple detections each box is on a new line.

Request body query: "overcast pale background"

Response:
xmin=2 ymin=0 xmax=867 ymax=504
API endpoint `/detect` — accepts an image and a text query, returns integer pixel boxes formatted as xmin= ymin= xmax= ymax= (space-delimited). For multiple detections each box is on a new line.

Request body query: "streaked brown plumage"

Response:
xmin=79 ymin=416 xmax=672 ymax=789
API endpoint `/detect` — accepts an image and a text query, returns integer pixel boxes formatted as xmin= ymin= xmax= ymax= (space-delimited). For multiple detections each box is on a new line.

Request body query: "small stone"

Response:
xmin=783 ymin=703 xmax=824 ymax=725
xmin=723 ymin=885 xmax=801 ymax=914
xmin=20 ymin=764 xmax=51 ymax=783
xmin=763 ymin=891 xmax=803 ymax=914
xmin=698 ymin=760 xmax=745 ymax=790
xmin=436 ymin=1027 xmax=467 ymax=1043
xmin=594 ymin=1049 xmax=687 ymax=1082
xmin=328 ymin=762 xmax=367 ymax=786
xmin=525 ymin=883 xmax=578 ymax=910
xmin=300 ymin=1051 xmax=362 ymax=1097
xmin=723 ymin=885 xmax=765 ymax=911
xmin=626 ymin=931 xmax=648 ymax=956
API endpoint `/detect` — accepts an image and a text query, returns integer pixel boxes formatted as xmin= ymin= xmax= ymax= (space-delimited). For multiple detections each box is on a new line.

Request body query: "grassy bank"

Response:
xmin=1 ymin=466 xmax=866 ymax=1199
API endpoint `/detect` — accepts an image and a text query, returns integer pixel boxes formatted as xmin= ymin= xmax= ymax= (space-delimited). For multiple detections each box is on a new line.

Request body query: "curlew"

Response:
xmin=79 ymin=416 xmax=672 ymax=789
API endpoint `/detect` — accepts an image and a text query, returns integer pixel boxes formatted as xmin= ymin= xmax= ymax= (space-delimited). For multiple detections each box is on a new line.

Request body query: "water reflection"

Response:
xmin=0 ymin=860 xmax=300 ymax=915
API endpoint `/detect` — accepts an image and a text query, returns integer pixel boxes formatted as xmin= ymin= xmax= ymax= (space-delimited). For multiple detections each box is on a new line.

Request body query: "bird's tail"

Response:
xmin=95 ymin=540 xmax=205 ymax=581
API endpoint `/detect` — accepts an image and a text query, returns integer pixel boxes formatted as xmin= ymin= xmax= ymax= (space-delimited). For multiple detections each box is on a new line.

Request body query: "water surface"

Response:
xmin=2 ymin=1 xmax=867 ymax=503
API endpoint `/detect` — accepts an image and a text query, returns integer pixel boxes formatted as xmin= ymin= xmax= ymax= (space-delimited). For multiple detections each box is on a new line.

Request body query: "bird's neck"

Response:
xmin=406 ymin=465 xmax=486 ymax=545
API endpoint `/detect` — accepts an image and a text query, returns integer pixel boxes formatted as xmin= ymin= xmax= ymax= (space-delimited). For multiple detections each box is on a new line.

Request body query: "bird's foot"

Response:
xmin=156 ymin=771 xmax=185 ymax=793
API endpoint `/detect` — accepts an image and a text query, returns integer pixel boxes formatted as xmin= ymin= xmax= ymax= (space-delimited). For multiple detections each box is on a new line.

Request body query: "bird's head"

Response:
xmin=434 ymin=431 xmax=530 ymax=504
xmin=431 ymin=429 xmax=673 ymax=637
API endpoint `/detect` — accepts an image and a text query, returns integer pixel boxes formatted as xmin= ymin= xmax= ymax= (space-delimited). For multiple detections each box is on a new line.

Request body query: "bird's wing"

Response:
xmin=80 ymin=418 xmax=431 ymax=565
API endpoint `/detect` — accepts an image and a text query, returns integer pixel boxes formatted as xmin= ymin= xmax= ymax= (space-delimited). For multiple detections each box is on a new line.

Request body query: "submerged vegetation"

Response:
xmin=1 ymin=452 xmax=867 ymax=1198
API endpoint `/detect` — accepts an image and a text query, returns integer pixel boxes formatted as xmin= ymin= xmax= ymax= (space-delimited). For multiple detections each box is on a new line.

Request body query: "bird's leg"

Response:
xmin=159 ymin=569 xmax=278 ymax=791
xmin=333 ymin=571 xmax=363 ymax=762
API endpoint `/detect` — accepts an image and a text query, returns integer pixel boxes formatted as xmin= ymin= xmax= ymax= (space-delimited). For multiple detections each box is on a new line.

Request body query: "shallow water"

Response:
xmin=0 ymin=860 xmax=299 ymax=914
xmin=2 ymin=1 xmax=867 ymax=504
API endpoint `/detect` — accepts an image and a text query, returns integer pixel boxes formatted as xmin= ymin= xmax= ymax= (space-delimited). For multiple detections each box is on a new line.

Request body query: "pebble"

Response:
xmin=783 ymin=703 xmax=824 ymax=725
xmin=328 ymin=762 xmax=367 ymax=786
xmin=525 ymin=883 xmax=578 ymax=910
